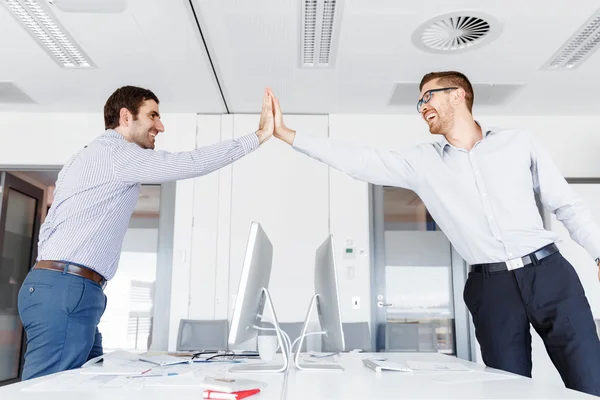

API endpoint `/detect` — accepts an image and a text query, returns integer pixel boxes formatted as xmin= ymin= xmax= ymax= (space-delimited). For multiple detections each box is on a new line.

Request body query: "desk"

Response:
xmin=0 ymin=352 xmax=595 ymax=399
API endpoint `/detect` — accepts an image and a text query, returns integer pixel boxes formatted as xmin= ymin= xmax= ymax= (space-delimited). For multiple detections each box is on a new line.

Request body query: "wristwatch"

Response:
xmin=596 ymin=257 xmax=600 ymax=266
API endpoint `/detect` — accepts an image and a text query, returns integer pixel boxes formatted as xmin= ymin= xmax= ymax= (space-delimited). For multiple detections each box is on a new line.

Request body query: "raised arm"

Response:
xmin=269 ymin=90 xmax=420 ymax=189
xmin=112 ymin=133 xmax=260 ymax=184
xmin=112 ymin=91 xmax=274 ymax=184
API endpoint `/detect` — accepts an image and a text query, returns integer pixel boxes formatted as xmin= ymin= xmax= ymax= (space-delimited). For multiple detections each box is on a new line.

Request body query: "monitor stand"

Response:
xmin=229 ymin=288 xmax=289 ymax=373
xmin=294 ymin=294 xmax=344 ymax=371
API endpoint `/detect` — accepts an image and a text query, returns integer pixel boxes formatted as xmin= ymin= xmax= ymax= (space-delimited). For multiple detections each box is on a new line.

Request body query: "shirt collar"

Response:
xmin=437 ymin=120 xmax=493 ymax=157
xmin=104 ymin=129 xmax=124 ymax=140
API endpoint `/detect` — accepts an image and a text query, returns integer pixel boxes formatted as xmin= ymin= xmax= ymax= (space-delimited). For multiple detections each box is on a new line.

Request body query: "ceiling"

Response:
xmin=1 ymin=0 xmax=600 ymax=115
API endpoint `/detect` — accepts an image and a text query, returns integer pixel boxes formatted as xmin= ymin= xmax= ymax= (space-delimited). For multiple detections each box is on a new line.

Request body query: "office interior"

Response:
xmin=1 ymin=0 xmax=600 ymax=395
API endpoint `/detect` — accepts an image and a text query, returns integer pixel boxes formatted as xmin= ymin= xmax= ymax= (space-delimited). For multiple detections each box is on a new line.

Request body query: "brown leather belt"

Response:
xmin=33 ymin=260 xmax=106 ymax=288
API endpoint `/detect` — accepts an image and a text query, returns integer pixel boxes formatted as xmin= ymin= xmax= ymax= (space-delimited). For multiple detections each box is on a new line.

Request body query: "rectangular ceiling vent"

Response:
xmin=1 ymin=0 xmax=95 ymax=68
xmin=389 ymin=83 xmax=526 ymax=107
xmin=301 ymin=0 xmax=343 ymax=68
xmin=542 ymin=9 xmax=600 ymax=70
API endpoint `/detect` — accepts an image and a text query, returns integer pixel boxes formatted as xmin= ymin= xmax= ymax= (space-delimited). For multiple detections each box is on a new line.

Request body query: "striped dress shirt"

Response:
xmin=292 ymin=123 xmax=600 ymax=266
xmin=37 ymin=129 xmax=259 ymax=280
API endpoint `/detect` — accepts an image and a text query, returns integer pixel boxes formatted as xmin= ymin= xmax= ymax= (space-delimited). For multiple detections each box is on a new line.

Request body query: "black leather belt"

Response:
xmin=471 ymin=243 xmax=559 ymax=273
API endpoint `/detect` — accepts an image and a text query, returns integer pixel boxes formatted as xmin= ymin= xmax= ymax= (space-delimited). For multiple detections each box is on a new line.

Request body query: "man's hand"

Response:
xmin=267 ymin=88 xmax=296 ymax=145
xmin=256 ymin=89 xmax=274 ymax=145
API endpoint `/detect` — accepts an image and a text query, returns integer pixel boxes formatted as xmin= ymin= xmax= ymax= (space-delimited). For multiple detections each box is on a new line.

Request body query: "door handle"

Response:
xmin=377 ymin=301 xmax=392 ymax=308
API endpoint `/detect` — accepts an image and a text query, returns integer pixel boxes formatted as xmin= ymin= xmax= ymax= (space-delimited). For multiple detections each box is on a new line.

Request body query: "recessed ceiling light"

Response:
xmin=1 ymin=0 xmax=95 ymax=68
xmin=412 ymin=11 xmax=502 ymax=54
xmin=300 ymin=0 xmax=344 ymax=68
xmin=542 ymin=9 xmax=600 ymax=70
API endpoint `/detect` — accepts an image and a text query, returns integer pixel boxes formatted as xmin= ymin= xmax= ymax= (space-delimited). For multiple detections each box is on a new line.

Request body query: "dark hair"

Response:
xmin=104 ymin=86 xmax=159 ymax=129
xmin=419 ymin=71 xmax=474 ymax=113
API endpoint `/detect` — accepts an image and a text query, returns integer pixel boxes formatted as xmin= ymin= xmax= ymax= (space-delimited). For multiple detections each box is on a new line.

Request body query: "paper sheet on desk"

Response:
xmin=80 ymin=350 xmax=155 ymax=375
xmin=424 ymin=370 xmax=519 ymax=383
xmin=406 ymin=361 xmax=471 ymax=371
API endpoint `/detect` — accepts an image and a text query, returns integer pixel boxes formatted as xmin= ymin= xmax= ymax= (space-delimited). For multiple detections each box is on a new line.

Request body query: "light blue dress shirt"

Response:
xmin=292 ymin=123 xmax=600 ymax=265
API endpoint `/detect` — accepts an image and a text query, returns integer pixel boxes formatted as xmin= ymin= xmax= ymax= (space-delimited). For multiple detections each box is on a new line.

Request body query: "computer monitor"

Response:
xmin=294 ymin=234 xmax=345 ymax=371
xmin=227 ymin=221 xmax=289 ymax=373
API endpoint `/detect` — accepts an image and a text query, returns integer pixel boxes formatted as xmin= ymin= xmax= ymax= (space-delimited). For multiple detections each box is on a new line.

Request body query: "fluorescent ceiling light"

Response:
xmin=542 ymin=9 xmax=600 ymax=70
xmin=1 ymin=0 xmax=94 ymax=68
xmin=300 ymin=0 xmax=344 ymax=68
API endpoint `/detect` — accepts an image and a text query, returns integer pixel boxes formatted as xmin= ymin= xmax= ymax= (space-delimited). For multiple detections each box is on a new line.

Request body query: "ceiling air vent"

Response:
xmin=542 ymin=9 xmax=600 ymax=70
xmin=300 ymin=0 xmax=344 ymax=68
xmin=412 ymin=12 xmax=502 ymax=54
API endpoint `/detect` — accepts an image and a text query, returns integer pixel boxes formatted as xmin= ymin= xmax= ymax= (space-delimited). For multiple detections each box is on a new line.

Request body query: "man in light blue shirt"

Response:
xmin=18 ymin=86 xmax=275 ymax=380
xmin=267 ymin=72 xmax=600 ymax=396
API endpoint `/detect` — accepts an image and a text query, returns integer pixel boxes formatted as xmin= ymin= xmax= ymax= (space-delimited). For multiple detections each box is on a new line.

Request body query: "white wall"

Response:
xmin=186 ymin=114 xmax=330 ymax=328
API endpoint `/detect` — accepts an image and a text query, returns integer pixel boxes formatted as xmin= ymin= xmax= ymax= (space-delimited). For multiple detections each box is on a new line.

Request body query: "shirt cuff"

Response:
xmin=291 ymin=131 xmax=306 ymax=150
xmin=239 ymin=132 xmax=260 ymax=154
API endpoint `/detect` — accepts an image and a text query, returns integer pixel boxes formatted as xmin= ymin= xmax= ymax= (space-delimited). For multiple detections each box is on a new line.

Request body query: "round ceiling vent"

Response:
xmin=411 ymin=12 xmax=502 ymax=54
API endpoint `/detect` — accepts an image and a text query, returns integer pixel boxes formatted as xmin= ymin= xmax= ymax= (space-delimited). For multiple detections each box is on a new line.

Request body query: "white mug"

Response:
xmin=257 ymin=335 xmax=278 ymax=362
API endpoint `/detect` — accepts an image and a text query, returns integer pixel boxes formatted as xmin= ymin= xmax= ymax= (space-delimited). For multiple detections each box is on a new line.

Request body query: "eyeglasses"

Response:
xmin=416 ymin=87 xmax=458 ymax=113
xmin=191 ymin=349 xmax=260 ymax=361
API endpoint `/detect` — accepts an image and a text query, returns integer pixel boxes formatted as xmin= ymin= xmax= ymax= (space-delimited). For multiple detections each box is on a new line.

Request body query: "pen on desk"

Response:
xmin=127 ymin=372 xmax=179 ymax=379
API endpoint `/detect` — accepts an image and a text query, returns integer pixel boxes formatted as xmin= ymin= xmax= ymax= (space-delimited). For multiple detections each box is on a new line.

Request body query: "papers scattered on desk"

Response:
xmin=362 ymin=358 xmax=412 ymax=372
xmin=80 ymin=350 xmax=154 ymax=375
xmin=138 ymin=354 xmax=194 ymax=366
xmin=406 ymin=361 xmax=471 ymax=371
xmin=134 ymin=372 xmax=205 ymax=388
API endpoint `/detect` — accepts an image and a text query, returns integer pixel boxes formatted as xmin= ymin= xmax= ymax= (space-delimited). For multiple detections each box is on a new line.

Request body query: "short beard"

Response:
xmin=429 ymin=105 xmax=454 ymax=135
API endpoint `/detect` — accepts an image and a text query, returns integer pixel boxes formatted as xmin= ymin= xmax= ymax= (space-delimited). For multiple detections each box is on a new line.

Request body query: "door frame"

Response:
xmin=369 ymin=184 xmax=473 ymax=360
xmin=0 ymin=172 xmax=45 ymax=386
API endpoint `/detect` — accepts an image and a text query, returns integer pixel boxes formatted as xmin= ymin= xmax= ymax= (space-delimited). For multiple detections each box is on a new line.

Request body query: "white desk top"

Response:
xmin=1 ymin=352 xmax=594 ymax=399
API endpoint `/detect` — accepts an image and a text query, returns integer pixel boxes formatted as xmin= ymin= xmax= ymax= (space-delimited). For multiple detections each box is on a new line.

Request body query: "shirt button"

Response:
xmin=488 ymin=215 xmax=493 ymax=220
xmin=29 ymin=287 xmax=34 ymax=293
xmin=508 ymin=253 xmax=513 ymax=257
xmin=482 ymin=192 xmax=487 ymax=196
xmin=475 ymin=170 xmax=479 ymax=175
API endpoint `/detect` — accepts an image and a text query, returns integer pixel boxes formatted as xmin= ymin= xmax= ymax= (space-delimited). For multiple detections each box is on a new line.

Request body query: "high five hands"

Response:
xmin=256 ymin=88 xmax=296 ymax=146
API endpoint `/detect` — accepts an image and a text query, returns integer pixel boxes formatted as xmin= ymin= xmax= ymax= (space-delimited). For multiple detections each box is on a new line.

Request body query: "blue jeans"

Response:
xmin=18 ymin=268 xmax=107 ymax=380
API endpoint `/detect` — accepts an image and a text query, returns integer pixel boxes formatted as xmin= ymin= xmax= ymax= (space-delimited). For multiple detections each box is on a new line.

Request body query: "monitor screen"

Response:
xmin=228 ymin=222 xmax=274 ymax=347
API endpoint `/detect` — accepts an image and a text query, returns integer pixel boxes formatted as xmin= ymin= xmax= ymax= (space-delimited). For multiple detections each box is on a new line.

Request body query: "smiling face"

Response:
xmin=127 ymin=100 xmax=164 ymax=150
xmin=417 ymin=71 xmax=475 ymax=136
xmin=418 ymin=79 xmax=458 ymax=135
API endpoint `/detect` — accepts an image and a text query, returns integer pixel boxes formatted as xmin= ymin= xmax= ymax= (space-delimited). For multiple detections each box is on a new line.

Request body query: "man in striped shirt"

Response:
xmin=17 ymin=86 xmax=274 ymax=380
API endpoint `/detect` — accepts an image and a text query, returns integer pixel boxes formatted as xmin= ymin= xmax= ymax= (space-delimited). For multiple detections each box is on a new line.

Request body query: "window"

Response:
xmin=98 ymin=185 xmax=161 ymax=352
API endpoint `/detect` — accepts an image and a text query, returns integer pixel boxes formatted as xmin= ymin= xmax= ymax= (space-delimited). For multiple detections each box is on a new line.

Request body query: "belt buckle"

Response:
xmin=505 ymin=257 xmax=524 ymax=271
